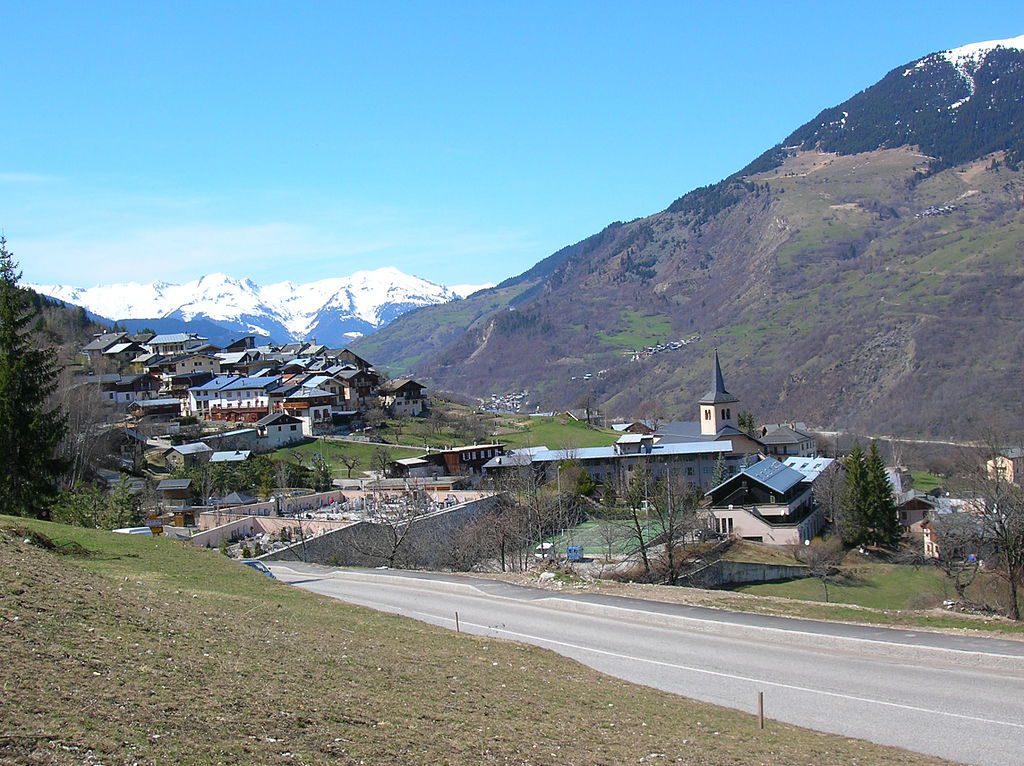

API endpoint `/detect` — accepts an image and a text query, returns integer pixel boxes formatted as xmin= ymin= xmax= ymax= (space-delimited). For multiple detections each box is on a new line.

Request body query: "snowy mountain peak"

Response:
xmin=940 ymin=34 xmax=1024 ymax=69
xmin=30 ymin=268 xmax=470 ymax=346
xmin=911 ymin=33 xmax=1024 ymax=94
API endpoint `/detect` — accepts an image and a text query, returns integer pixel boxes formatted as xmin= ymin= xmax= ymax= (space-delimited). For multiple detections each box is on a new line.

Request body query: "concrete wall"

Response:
xmin=686 ymin=560 xmax=811 ymax=588
xmin=190 ymin=515 xmax=356 ymax=548
xmin=262 ymin=495 xmax=499 ymax=569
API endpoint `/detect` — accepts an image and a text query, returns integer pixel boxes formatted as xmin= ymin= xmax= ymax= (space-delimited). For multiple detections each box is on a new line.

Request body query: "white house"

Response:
xmin=256 ymin=412 xmax=305 ymax=449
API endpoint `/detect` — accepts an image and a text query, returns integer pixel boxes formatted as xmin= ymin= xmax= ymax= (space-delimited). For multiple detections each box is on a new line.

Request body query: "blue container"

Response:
xmin=566 ymin=545 xmax=583 ymax=562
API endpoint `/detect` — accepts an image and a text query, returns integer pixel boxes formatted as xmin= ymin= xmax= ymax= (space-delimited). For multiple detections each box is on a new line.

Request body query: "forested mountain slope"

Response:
xmin=355 ymin=38 xmax=1024 ymax=439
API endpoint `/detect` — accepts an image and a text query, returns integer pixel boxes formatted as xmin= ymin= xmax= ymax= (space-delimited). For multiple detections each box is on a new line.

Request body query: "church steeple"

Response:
xmin=699 ymin=350 xmax=739 ymax=436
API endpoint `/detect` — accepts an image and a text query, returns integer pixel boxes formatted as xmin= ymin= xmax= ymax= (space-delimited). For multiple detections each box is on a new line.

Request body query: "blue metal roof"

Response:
xmin=531 ymin=440 xmax=732 ymax=463
xmin=740 ymin=457 xmax=805 ymax=493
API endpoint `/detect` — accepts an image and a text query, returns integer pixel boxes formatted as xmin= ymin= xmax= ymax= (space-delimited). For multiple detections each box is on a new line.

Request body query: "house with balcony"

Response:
xmin=187 ymin=375 xmax=280 ymax=423
xmin=705 ymin=456 xmax=823 ymax=545
xmin=379 ymin=378 xmax=427 ymax=417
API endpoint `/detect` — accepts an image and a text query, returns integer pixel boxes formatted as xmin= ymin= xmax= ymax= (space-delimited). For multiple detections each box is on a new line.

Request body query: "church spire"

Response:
xmin=699 ymin=349 xmax=738 ymax=405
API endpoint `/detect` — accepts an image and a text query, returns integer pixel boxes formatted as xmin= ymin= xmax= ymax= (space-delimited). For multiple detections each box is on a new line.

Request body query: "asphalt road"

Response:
xmin=269 ymin=564 xmax=1024 ymax=766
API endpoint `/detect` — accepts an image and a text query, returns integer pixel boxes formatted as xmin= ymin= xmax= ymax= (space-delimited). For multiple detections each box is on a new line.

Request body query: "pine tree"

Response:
xmin=864 ymin=441 xmax=901 ymax=548
xmin=0 ymin=237 xmax=67 ymax=518
xmin=839 ymin=442 xmax=869 ymax=546
xmin=710 ymin=455 xmax=729 ymax=487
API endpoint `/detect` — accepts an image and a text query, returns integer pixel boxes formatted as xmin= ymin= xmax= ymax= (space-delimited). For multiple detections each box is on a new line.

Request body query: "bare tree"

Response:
xmin=794 ymin=537 xmax=846 ymax=603
xmin=648 ymin=471 xmax=707 ymax=584
xmin=371 ymin=446 xmax=393 ymax=478
xmin=596 ymin=517 xmax=627 ymax=563
xmin=959 ymin=452 xmax=1024 ymax=620
xmin=624 ymin=463 xmax=653 ymax=576
xmin=927 ymin=513 xmax=982 ymax=602
xmin=339 ymin=453 xmax=362 ymax=479
xmin=57 ymin=372 xmax=112 ymax=490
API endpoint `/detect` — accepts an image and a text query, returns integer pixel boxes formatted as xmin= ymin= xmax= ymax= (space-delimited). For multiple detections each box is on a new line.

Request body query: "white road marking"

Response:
xmin=412 ymin=609 xmax=1024 ymax=731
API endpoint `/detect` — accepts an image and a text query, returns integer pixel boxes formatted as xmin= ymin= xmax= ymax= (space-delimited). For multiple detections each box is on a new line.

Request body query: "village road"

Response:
xmin=270 ymin=564 xmax=1024 ymax=766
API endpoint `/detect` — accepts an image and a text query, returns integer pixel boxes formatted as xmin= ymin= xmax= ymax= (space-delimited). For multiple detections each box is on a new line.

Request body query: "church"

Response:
xmin=654 ymin=350 xmax=765 ymax=457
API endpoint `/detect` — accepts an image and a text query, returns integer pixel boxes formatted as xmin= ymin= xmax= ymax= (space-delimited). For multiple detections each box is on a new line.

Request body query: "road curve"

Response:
xmin=270 ymin=564 xmax=1024 ymax=766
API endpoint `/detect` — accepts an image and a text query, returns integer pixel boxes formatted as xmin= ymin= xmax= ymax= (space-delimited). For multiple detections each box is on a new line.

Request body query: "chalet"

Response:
xmin=895 ymin=490 xmax=938 ymax=536
xmin=82 ymin=332 xmax=128 ymax=361
xmin=987 ymin=448 xmax=1024 ymax=486
xmin=274 ymin=386 xmax=335 ymax=435
xmin=256 ymin=412 xmax=305 ymax=449
xmin=379 ymin=378 xmax=427 ymax=417
xmin=146 ymin=333 xmax=208 ymax=356
xmin=705 ymin=457 xmax=824 ymax=546
xmin=163 ymin=370 xmax=215 ymax=400
xmin=215 ymin=350 xmax=263 ymax=374
xmin=760 ymin=422 xmax=816 ymax=458
xmin=314 ymin=365 xmax=381 ymax=410
xmin=156 ymin=478 xmax=193 ymax=508
xmin=335 ymin=348 xmax=374 ymax=371
xmin=128 ymin=397 xmax=183 ymax=419
xmin=610 ymin=421 xmax=656 ymax=435
xmin=98 ymin=373 xmax=160 ymax=405
xmin=164 ymin=352 xmax=222 ymax=377
xmin=163 ymin=442 xmax=213 ymax=470
xmin=188 ymin=375 xmax=280 ymax=423
xmin=395 ymin=444 xmax=508 ymax=478
xmin=224 ymin=336 xmax=257 ymax=352
xmin=102 ymin=341 xmax=148 ymax=368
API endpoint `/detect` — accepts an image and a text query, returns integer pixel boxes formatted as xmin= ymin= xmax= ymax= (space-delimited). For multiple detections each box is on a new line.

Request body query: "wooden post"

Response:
xmin=758 ymin=691 xmax=764 ymax=730
xmin=455 ymin=611 xmax=460 ymax=634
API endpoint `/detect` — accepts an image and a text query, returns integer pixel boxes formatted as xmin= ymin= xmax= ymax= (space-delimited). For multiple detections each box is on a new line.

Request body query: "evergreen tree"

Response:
xmin=710 ymin=455 xmax=729 ymax=487
xmin=839 ymin=442 xmax=869 ymax=547
xmin=0 ymin=237 xmax=67 ymax=518
xmin=864 ymin=441 xmax=901 ymax=548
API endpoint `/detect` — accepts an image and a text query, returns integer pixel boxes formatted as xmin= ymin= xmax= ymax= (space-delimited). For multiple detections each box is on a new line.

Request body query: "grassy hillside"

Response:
xmin=355 ymin=148 xmax=1024 ymax=440
xmin=0 ymin=517 xmax=952 ymax=766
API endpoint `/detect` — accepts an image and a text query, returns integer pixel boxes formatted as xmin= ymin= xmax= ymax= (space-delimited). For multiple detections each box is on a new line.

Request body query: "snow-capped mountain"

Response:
xmin=31 ymin=268 xmax=485 ymax=346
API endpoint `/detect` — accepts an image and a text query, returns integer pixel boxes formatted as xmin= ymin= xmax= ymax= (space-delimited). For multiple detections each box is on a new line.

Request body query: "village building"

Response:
xmin=128 ymin=397 xmax=183 ymax=420
xmin=705 ymin=456 xmax=825 ymax=546
xmin=187 ymin=375 xmax=280 ymax=423
xmin=379 ymin=378 xmax=427 ymax=417
xmin=209 ymin=450 xmax=252 ymax=464
xmin=145 ymin=332 xmax=209 ymax=356
xmin=98 ymin=373 xmax=160 ymax=405
xmin=82 ymin=331 xmax=129 ymax=360
xmin=987 ymin=448 xmax=1024 ymax=486
xmin=655 ymin=351 xmax=764 ymax=457
xmin=203 ymin=427 xmax=261 ymax=452
xmin=155 ymin=478 xmax=193 ymax=508
xmin=760 ymin=422 xmax=817 ymax=458
xmin=256 ymin=412 xmax=305 ymax=449
xmin=272 ymin=386 xmax=335 ymax=435
xmin=163 ymin=442 xmax=214 ymax=470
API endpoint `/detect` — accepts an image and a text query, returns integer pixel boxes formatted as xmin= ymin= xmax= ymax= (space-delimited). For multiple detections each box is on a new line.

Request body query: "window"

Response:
xmin=704 ymin=409 xmax=711 ymax=421
xmin=686 ymin=466 xmax=694 ymax=476
xmin=290 ymin=425 xmax=297 ymax=432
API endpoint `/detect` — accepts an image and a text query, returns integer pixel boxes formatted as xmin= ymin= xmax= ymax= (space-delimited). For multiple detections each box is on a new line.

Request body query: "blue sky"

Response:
xmin=3 ymin=1 xmax=1021 ymax=288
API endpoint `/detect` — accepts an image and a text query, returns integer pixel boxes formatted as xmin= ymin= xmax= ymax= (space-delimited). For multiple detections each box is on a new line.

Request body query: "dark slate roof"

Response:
xmin=157 ymin=478 xmax=192 ymax=491
xmin=257 ymin=411 xmax=303 ymax=426
xmin=699 ymin=350 xmax=739 ymax=405
xmin=760 ymin=423 xmax=814 ymax=445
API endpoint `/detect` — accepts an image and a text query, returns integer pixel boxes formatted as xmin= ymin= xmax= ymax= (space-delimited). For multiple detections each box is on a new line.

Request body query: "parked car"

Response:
xmin=241 ymin=559 xmax=276 ymax=579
